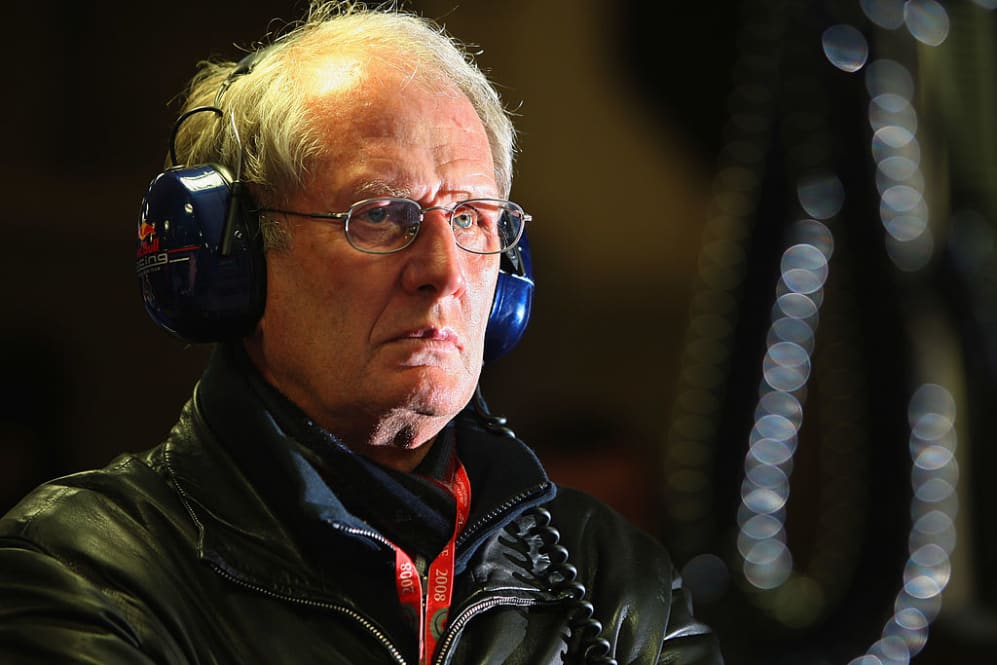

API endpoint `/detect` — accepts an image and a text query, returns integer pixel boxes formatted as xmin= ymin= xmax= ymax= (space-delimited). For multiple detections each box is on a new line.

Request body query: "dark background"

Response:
xmin=2 ymin=1 xmax=996 ymax=663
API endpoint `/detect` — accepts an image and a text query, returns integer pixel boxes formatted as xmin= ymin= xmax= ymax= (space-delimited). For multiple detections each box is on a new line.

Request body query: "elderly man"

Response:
xmin=0 ymin=3 xmax=723 ymax=664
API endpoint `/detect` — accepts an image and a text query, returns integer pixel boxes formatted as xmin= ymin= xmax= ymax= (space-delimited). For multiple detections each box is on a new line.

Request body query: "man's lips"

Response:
xmin=392 ymin=327 xmax=463 ymax=350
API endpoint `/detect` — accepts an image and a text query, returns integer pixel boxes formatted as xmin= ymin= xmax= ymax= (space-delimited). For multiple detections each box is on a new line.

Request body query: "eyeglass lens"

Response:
xmin=346 ymin=199 xmax=524 ymax=254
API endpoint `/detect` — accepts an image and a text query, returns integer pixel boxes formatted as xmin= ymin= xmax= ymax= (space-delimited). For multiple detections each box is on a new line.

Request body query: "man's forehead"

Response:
xmin=296 ymin=50 xmax=368 ymax=98
xmin=295 ymin=45 xmax=442 ymax=100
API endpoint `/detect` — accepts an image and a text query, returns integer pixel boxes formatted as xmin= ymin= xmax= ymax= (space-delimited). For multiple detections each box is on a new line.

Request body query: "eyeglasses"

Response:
xmin=258 ymin=197 xmax=531 ymax=255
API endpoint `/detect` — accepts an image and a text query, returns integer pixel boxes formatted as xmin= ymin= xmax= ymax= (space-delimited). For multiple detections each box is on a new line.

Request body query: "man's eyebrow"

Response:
xmin=354 ymin=180 xmax=413 ymax=199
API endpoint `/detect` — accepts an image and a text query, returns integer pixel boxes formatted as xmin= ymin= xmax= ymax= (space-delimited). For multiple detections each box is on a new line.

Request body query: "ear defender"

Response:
xmin=483 ymin=233 xmax=534 ymax=363
xmin=136 ymin=163 xmax=266 ymax=342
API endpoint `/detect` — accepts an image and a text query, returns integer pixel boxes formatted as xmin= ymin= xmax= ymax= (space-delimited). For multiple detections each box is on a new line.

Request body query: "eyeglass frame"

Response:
xmin=255 ymin=197 xmax=532 ymax=255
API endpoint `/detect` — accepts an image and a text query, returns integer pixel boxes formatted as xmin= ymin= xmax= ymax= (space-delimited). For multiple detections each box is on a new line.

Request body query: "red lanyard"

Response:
xmin=392 ymin=460 xmax=471 ymax=665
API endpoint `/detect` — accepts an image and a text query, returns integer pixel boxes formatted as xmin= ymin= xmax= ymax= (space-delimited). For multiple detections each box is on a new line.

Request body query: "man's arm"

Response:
xmin=0 ymin=541 xmax=168 ymax=665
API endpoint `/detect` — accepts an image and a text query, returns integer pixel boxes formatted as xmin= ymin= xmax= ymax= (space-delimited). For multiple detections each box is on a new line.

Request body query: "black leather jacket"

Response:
xmin=0 ymin=348 xmax=723 ymax=664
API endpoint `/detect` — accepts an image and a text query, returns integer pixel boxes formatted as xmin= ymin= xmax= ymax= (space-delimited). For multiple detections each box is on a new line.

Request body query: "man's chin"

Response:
xmin=388 ymin=370 xmax=477 ymax=417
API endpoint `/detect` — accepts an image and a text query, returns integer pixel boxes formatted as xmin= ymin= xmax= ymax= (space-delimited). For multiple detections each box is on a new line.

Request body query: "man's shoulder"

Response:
xmin=547 ymin=485 xmax=658 ymax=536
xmin=0 ymin=444 xmax=217 ymax=665
xmin=0 ymin=445 xmax=179 ymax=550
xmin=545 ymin=484 xmax=675 ymax=572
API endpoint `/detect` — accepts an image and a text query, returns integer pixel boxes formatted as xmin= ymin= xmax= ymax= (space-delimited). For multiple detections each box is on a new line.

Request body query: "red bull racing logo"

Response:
xmin=136 ymin=218 xmax=201 ymax=276
xmin=137 ymin=220 xmax=160 ymax=257
xmin=136 ymin=218 xmax=172 ymax=275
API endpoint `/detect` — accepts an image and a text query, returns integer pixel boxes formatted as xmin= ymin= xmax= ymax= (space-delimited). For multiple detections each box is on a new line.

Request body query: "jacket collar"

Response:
xmin=165 ymin=344 xmax=555 ymax=598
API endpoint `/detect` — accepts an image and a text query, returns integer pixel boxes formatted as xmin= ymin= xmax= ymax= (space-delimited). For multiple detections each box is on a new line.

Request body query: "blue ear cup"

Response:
xmin=483 ymin=231 xmax=534 ymax=363
xmin=136 ymin=164 xmax=266 ymax=342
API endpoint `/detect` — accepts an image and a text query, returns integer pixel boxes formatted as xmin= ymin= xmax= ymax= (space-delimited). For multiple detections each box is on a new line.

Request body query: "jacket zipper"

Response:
xmin=455 ymin=483 xmax=551 ymax=550
xmin=208 ymin=561 xmax=410 ymax=665
xmin=208 ymin=520 xmax=409 ymax=665
xmin=433 ymin=484 xmax=553 ymax=663
xmin=432 ymin=595 xmax=544 ymax=665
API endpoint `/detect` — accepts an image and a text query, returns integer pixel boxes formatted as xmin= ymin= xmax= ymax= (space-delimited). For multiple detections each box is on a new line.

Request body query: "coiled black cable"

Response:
xmin=526 ymin=507 xmax=617 ymax=665
xmin=472 ymin=387 xmax=616 ymax=663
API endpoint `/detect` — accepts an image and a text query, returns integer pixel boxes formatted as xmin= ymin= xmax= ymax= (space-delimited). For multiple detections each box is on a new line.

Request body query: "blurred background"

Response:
xmin=2 ymin=0 xmax=995 ymax=663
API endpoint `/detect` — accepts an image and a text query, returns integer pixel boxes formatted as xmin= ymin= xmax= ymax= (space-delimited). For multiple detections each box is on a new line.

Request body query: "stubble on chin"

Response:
xmin=355 ymin=412 xmax=446 ymax=472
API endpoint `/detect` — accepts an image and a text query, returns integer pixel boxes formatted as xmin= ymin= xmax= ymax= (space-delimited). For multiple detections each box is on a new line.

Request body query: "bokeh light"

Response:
xmin=904 ymin=0 xmax=950 ymax=46
xmin=822 ymin=24 xmax=869 ymax=72
xmin=861 ymin=0 xmax=906 ymax=29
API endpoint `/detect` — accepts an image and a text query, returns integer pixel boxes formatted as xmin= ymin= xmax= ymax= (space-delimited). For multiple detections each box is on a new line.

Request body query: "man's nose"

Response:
xmin=400 ymin=210 xmax=467 ymax=297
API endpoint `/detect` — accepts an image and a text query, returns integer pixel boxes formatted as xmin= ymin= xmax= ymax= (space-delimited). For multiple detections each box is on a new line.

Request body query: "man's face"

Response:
xmin=246 ymin=61 xmax=501 ymax=457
